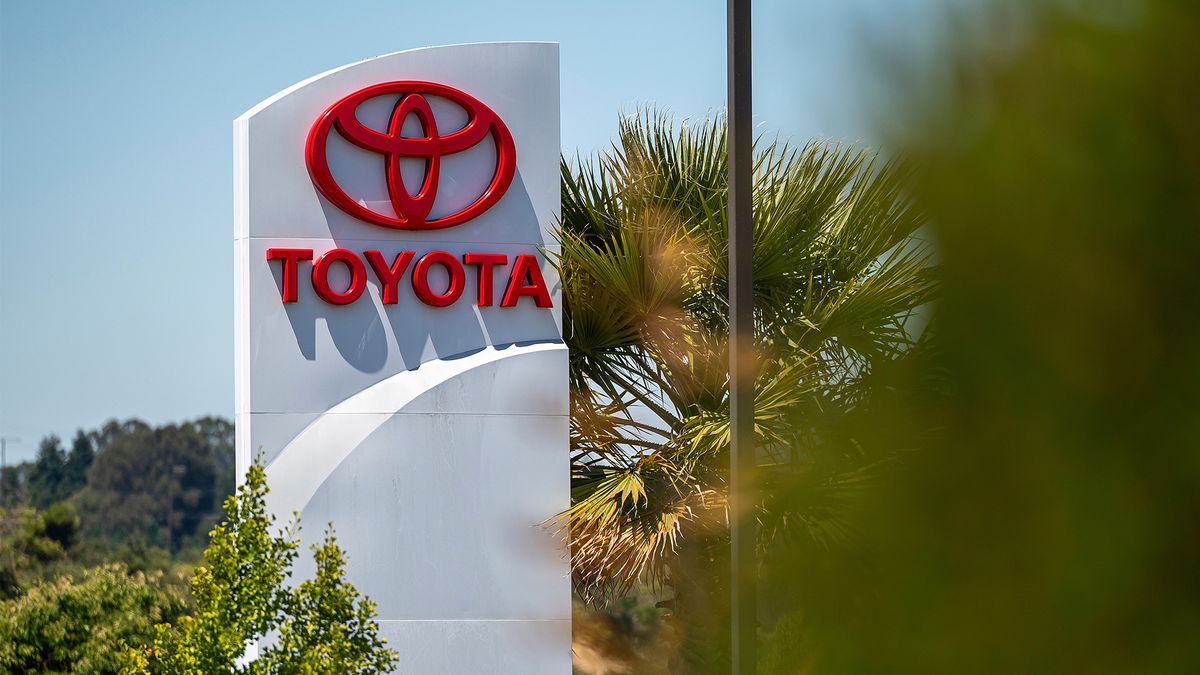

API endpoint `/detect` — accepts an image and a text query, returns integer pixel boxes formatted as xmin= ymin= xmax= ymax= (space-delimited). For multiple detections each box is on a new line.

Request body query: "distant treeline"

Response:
xmin=0 ymin=417 xmax=234 ymax=570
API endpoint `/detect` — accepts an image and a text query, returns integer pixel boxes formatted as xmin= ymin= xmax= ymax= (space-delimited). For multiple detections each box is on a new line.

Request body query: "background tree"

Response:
xmin=63 ymin=430 xmax=96 ymax=496
xmin=125 ymin=461 xmax=396 ymax=674
xmin=0 ymin=464 xmax=23 ymax=508
xmin=91 ymin=420 xmax=152 ymax=453
xmin=0 ymin=563 xmax=187 ymax=673
xmin=1 ymin=418 xmax=234 ymax=606
xmin=780 ymin=1 xmax=1200 ymax=673
xmin=0 ymin=503 xmax=84 ymax=599
xmin=81 ymin=422 xmax=219 ymax=552
xmin=192 ymin=417 xmax=236 ymax=507
xmin=28 ymin=436 xmax=68 ymax=508
xmin=558 ymin=112 xmax=936 ymax=672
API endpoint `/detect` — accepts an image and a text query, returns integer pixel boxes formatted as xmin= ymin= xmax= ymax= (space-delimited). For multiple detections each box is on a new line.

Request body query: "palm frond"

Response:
xmin=557 ymin=109 xmax=938 ymax=598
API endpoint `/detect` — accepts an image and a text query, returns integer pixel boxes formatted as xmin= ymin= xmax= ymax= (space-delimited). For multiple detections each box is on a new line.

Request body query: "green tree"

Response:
xmin=28 ymin=436 xmax=68 ymax=509
xmin=0 ymin=463 xmax=22 ymax=508
xmin=558 ymin=112 xmax=936 ymax=672
xmin=0 ymin=503 xmax=84 ymax=599
xmin=39 ymin=501 xmax=80 ymax=551
xmin=90 ymin=420 xmax=151 ymax=455
xmin=0 ymin=563 xmax=187 ymax=673
xmin=191 ymin=417 xmax=236 ymax=525
xmin=124 ymin=461 xmax=396 ymax=674
xmin=63 ymin=430 xmax=96 ymax=496
xmin=81 ymin=422 xmax=219 ymax=552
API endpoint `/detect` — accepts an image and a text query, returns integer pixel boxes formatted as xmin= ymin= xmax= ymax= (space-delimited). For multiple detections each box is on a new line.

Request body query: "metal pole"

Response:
xmin=727 ymin=0 xmax=756 ymax=672
xmin=0 ymin=436 xmax=18 ymax=503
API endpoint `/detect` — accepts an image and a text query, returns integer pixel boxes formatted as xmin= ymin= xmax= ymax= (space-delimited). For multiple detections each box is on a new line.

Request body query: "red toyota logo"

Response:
xmin=306 ymin=81 xmax=516 ymax=230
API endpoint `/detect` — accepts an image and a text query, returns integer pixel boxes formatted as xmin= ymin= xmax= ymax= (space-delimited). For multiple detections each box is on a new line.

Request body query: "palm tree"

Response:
xmin=555 ymin=111 xmax=937 ymax=671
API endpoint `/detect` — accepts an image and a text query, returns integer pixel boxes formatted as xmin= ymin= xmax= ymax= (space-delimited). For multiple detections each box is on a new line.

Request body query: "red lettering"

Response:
xmin=365 ymin=250 xmax=415 ymax=305
xmin=463 ymin=253 xmax=507 ymax=306
xmin=268 ymin=248 xmax=555 ymax=309
xmin=501 ymin=253 xmax=553 ymax=308
xmin=412 ymin=250 xmax=465 ymax=307
xmin=265 ymin=248 xmax=314 ymax=303
xmin=312 ymin=248 xmax=367 ymax=305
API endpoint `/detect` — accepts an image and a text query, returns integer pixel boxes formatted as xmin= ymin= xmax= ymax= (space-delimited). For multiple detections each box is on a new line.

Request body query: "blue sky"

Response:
xmin=0 ymin=0 xmax=942 ymax=462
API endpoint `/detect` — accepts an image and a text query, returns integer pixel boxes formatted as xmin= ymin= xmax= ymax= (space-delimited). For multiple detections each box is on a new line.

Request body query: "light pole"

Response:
xmin=0 ymin=436 xmax=18 ymax=503
xmin=727 ymin=0 xmax=756 ymax=672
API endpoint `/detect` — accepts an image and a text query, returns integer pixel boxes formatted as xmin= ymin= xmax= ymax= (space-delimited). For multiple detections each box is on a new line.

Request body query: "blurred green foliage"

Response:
xmin=766 ymin=0 xmax=1200 ymax=672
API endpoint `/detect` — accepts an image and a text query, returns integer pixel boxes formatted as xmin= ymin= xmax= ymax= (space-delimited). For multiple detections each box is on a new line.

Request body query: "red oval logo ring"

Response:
xmin=306 ymin=81 xmax=516 ymax=230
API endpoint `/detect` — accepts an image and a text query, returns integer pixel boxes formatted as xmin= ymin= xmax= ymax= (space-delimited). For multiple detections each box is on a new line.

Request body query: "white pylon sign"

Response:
xmin=234 ymin=42 xmax=569 ymax=674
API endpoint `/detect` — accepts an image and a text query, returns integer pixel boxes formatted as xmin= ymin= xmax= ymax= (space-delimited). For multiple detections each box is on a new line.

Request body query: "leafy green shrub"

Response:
xmin=0 ymin=564 xmax=187 ymax=674
xmin=41 ymin=501 xmax=81 ymax=549
xmin=124 ymin=461 xmax=396 ymax=674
